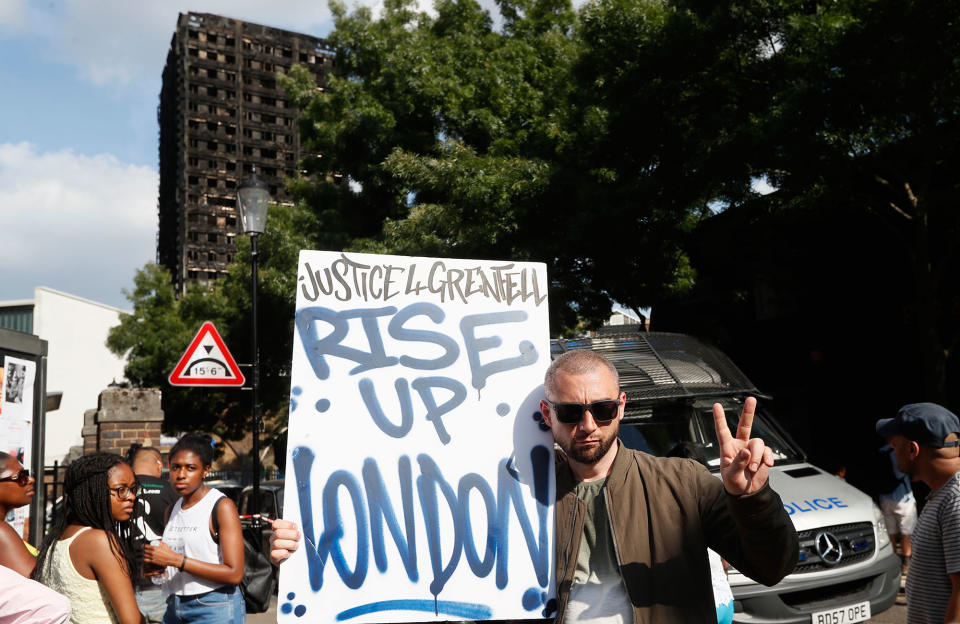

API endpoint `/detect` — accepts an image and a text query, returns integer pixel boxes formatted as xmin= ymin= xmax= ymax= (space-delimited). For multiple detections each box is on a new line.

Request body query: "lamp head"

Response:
xmin=237 ymin=167 xmax=270 ymax=235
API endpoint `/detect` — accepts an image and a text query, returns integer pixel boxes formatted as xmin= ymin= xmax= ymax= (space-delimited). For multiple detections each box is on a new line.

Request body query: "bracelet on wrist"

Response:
xmin=179 ymin=556 xmax=187 ymax=572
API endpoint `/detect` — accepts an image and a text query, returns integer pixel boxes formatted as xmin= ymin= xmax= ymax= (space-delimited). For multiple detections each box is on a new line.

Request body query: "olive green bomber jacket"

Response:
xmin=553 ymin=441 xmax=799 ymax=624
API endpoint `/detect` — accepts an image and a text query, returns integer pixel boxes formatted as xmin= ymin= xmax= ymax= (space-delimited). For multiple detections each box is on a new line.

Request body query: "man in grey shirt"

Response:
xmin=876 ymin=403 xmax=960 ymax=624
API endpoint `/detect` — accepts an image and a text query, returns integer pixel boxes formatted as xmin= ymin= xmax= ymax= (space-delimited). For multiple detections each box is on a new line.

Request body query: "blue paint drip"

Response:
xmin=417 ymin=454 xmax=464 ymax=597
xmin=315 ymin=398 xmax=330 ymax=412
xmin=294 ymin=605 xmax=307 ymax=617
xmin=522 ymin=587 xmax=542 ymax=610
xmin=460 ymin=311 xmax=538 ymax=392
xmin=544 ymin=598 xmax=557 ymax=617
xmin=497 ymin=403 xmax=510 ymax=416
xmin=287 ymin=592 xmax=295 ymax=600
xmin=281 ymin=603 xmax=293 ymax=614
xmin=336 ymin=600 xmax=492 ymax=621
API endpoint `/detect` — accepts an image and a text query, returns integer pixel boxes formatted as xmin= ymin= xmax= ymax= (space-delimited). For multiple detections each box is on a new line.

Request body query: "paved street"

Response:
xmin=247 ymin=595 xmax=278 ymax=624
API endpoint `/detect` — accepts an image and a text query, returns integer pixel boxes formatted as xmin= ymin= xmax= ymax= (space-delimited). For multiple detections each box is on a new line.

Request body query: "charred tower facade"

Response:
xmin=158 ymin=12 xmax=332 ymax=292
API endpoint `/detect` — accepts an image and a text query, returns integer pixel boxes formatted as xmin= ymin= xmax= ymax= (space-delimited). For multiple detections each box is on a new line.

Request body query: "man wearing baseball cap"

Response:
xmin=876 ymin=402 xmax=960 ymax=623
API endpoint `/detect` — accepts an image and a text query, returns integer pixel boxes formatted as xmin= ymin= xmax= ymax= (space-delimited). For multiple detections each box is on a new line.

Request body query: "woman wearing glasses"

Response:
xmin=0 ymin=450 xmax=37 ymax=576
xmin=143 ymin=433 xmax=245 ymax=624
xmin=34 ymin=451 xmax=146 ymax=623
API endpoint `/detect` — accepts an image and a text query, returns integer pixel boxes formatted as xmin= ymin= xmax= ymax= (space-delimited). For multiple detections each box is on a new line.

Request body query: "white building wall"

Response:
xmin=31 ymin=287 xmax=128 ymax=462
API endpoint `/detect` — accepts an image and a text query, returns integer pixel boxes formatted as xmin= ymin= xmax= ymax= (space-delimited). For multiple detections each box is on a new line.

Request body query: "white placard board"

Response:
xmin=279 ymin=251 xmax=556 ymax=624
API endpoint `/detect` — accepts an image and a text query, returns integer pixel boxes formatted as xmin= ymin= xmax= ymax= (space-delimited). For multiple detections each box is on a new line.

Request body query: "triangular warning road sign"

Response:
xmin=169 ymin=322 xmax=246 ymax=387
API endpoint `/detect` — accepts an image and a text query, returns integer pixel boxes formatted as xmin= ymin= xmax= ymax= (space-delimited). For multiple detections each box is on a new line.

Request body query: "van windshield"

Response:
xmin=618 ymin=400 xmax=803 ymax=469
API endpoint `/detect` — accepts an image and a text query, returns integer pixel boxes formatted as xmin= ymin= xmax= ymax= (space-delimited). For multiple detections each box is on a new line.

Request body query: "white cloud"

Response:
xmin=0 ymin=0 xmax=26 ymax=30
xmin=0 ymin=142 xmax=157 ymax=308
xmin=9 ymin=1 xmax=335 ymax=92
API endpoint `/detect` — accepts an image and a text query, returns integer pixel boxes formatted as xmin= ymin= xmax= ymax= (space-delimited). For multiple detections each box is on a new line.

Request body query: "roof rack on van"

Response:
xmin=551 ymin=331 xmax=768 ymax=410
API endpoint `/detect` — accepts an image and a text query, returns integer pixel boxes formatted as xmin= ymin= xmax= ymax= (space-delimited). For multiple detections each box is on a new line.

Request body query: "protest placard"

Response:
xmin=278 ymin=251 xmax=555 ymax=623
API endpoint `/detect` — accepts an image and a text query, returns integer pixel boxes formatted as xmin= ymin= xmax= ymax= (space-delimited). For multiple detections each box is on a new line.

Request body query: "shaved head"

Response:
xmin=544 ymin=350 xmax=619 ymax=400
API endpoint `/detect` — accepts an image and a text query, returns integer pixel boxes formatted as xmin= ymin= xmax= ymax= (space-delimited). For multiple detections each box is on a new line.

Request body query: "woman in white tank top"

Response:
xmin=33 ymin=451 xmax=145 ymax=624
xmin=143 ymin=434 xmax=245 ymax=623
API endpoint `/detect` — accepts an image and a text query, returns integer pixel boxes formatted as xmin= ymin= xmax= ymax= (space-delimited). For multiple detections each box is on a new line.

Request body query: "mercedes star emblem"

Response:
xmin=815 ymin=531 xmax=843 ymax=566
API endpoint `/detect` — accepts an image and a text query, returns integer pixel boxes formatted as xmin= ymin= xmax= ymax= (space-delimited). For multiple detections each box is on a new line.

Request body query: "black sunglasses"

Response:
xmin=547 ymin=399 xmax=621 ymax=425
xmin=0 ymin=469 xmax=29 ymax=486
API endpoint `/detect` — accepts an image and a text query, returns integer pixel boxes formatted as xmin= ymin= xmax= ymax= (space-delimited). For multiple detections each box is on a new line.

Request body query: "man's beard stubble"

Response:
xmin=568 ymin=422 xmax=618 ymax=464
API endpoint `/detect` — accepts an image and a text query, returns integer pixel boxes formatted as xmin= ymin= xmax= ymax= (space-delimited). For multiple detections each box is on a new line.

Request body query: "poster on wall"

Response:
xmin=0 ymin=355 xmax=37 ymax=538
xmin=278 ymin=251 xmax=556 ymax=623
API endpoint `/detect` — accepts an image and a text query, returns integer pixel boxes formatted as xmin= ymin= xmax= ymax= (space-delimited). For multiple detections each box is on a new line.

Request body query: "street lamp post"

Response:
xmin=237 ymin=166 xmax=270 ymax=523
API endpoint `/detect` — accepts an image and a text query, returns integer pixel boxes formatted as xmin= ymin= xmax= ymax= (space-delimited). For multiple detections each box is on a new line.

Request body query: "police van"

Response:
xmin=551 ymin=331 xmax=901 ymax=624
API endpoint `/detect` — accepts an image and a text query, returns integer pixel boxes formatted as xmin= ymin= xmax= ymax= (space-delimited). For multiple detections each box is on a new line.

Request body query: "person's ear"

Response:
xmin=540 ymin=400 xmax=553 ymax=427
xmin=908 ymin=440 xmax=921 ymax=460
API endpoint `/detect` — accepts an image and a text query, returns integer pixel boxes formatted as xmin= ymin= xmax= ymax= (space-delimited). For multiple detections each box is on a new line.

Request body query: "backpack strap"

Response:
xmin=210 ymin=496 xmax=224 ymax=544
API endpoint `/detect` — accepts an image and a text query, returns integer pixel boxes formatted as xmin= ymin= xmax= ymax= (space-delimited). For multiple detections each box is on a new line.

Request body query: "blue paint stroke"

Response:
xmin=292 ymin=447 xmax=322 ymax=591
xmin=388 ymin=303 xmax=460 ymax=370
xmin=495 ymin=445 xmax=551 ymax=589
xmin=359 ymin=377 xmax=413 ymax=438
xmin=322 ymin=471 xmax=370 ymax=589
xmin=417 ymin=454 xmax=463 ymax=597
xmin=411 ymin=377 xmax=467 ymax=444
xmin=458 ymin=473 xmax=496 ymax=577
xmin=522 ymin=587 xmax=541 ymax=610
xmin=460 ymin=312 xmax=538 ymax=393
xmin=363 ymin=456 xmax=418 ymax=580
xmin=291 ymin=444 xmax=552 ymax=599
xmin=336 ymin=600 xmax=492 ymax=621
xmin=295 ymin=306 xmax=399 ymax=379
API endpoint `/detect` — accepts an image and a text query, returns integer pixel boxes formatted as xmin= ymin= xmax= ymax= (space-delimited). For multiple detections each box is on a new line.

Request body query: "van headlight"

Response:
xmin=873 ymin=503 xmax=891 ymax=550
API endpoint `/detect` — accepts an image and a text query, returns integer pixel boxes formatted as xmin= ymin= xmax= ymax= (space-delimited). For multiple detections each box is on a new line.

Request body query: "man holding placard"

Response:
xmin=272 ymin=336 xmax=797 ymax=622
xmin=541 ymin=349 xmax=797 ymax=623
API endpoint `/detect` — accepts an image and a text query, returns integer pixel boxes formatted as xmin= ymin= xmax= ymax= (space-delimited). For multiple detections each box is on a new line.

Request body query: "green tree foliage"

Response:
xmin=567 ymin=0 xmax=959 ymax=400
xmin=106 ymin=263 xmax=238 ymax=437
xmin=754 ymin=0 xmax=960 ymax=401
xmin=108 ymin=202 xmax=316 ymax=439
xmin=280 ymin=0 xmax=640 ymax=333
xmin=113 ymin=0 xmax=960 ymax=433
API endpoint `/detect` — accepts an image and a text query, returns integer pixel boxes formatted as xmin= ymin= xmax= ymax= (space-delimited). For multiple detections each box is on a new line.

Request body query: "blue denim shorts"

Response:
xmin=163 ymin=585 xmax=245 ymax=624
xmin=136 ymin=584 xmax=169 ymax=623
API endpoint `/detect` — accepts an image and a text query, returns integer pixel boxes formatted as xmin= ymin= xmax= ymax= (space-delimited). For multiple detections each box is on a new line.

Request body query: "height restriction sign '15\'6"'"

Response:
xmin=279 ymin=250 xmax=556 ymax=624
xmin=169 ymin=321 xmax=245 ymax=387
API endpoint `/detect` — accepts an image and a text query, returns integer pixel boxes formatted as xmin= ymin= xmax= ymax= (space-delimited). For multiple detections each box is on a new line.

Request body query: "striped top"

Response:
xmin=906 ymin=471 xmax=960 ymax=623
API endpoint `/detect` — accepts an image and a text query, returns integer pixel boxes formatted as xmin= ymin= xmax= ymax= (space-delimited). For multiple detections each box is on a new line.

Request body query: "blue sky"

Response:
xmin=0 ymin=1 xmax=337 ymax=309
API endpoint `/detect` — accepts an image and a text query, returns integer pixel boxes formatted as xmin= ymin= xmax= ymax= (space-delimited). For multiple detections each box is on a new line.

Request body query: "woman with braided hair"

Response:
xmin=34 ymin=451 xmax=146 ymax=623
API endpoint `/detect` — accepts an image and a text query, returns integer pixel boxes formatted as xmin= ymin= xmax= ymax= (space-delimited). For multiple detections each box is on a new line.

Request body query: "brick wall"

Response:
xmin=81 ymin=387 xmax=166 ymax=456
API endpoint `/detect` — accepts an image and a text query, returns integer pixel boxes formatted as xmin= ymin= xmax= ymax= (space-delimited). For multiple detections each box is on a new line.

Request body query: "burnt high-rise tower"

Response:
xmin=158 ymin=12 xmax=332 ymax=292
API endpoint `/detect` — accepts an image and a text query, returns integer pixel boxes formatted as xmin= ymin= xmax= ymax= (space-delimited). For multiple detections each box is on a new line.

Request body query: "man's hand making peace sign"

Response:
xmin=713 ymin=397 xmax=775 ymax=496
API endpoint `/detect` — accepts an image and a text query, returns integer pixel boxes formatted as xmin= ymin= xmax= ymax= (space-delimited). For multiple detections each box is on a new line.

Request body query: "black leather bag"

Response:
xmin=210 ymin=498 xmax=276 ymax=613
xmin=239 ymin=524 xmax=276 ymax=613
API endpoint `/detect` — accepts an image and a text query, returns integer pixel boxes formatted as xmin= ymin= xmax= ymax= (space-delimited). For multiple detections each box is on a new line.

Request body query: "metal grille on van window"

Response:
xmin=551 ymin=331 xmax=763 ymax=404
xmin=793 ymin=522 xmax=875 ymax=573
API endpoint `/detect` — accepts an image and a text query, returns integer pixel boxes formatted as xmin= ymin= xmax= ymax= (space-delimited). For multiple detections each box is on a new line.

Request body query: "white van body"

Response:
xmin=552 ymin=332 xmax=900 ymax=623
